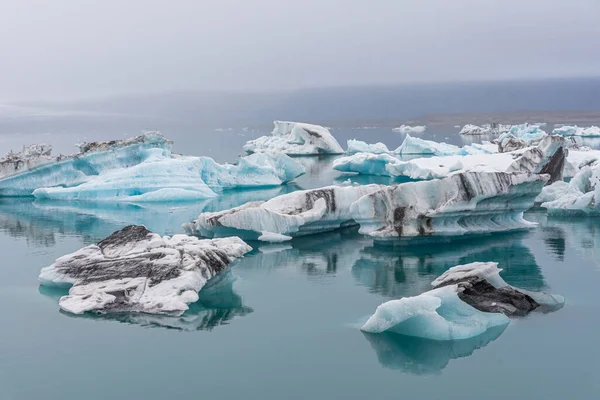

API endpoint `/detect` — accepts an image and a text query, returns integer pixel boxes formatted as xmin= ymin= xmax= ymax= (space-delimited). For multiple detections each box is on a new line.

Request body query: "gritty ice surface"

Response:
xmin=0 ymin=132 xmax=305 ymax=201
xmin=243 ymin=121 xmax=344 ymax=155
xmin=352 ymin=172 xmax=548 ymax=242
xmin=459 ymin=124 xmax=510 ymax=135
xmin=361 ymin=262 xmax=563 ymax=340
xmin=392 ymin=125 xmax=427 ymax=134
xmin=38 ymin=225 xmax=252 ymax=315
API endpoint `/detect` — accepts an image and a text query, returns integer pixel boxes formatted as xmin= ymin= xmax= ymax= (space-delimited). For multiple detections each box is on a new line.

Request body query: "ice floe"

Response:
xmin=38 ymin=225 xmax=252 ymax=315
xmin=346 ymin=139 xmax=391 ymax=155
xmin=352 ymin=172 xmax=547 ymax=243
xmin=392 ymin=125 xmax=426 ymax=134
xmin=538 ymin=164 xmax=600 ymax=216
xmin=243 ymin=121 xmax=344 ymax=155
xmin=361 ymin=262 xmax=563 ymax=340
xmin=0 ymin=132 xmax=305 ymax=201
xmin=553 ymin=125 xmax=600 ymax=137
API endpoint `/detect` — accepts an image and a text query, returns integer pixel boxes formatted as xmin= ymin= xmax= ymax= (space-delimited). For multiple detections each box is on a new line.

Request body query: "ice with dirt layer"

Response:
xmin=38 ymin=225 xmax=252 ymax=315
xmin=243 ymin=121 xmax=344 ymax=155
xmin=361 ymin=262 xmax=563 ymax=340
xmin=352 ymin=172 xmax=548 ymax=243
xmin=459 ymin=124 xmax=511 ymax=135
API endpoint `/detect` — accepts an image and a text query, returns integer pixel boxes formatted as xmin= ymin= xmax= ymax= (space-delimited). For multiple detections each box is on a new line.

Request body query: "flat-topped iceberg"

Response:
xmin=459 ymin=123 xmax=510 ymax=135
xmin=352 ymin=172 xmax=548 ymax=243
xmin=553 ymin=125 xmax=600 ymax=137
xmin=183 ymin=184 xmax=384 ymax=241
xmin=392 ymin=125 xmax=426 ymax=134
xmin=386 ymin=135 xmax=567 ymax=182
xmin=39 ymin=225 xmax=252 ymax=315
xmin=0 ymin=132 xmax=305 ymax=201
xmin=396 ymin=134 xmax=497 ymax=156
xmin=538 ymin=164 xmax=600 ymax=216
xmin=361 ymin=262 xmax=563 ymax=340
xmin=186 ymin=171 xmax=547 ymax=243
xmin=243 ymin=121 xmax=344 ymax=155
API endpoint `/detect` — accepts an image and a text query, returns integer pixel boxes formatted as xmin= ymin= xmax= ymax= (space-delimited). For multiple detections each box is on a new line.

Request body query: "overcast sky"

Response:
xmin=1 ymin=0 xmax=599 ymax=100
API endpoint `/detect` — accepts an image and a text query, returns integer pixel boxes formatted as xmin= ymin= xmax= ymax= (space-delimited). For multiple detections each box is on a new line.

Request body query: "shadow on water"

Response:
xmin=362 ymin=324 xmax=508 ymax=375
xmin=38 ymin=270 xmax=253 ymax=331
xmin=352 ymin=230 xmax=547 ymax=298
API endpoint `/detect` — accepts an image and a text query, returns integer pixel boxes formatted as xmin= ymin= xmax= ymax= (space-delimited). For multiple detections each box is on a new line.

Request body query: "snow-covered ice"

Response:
xmin=392 ymin=125 xmax=427 ymax=134
xmin=352 ymin=172 xmax=548 ymax=243
xmin=0 ymin=132 xmax=305 ymax=201
xmin=38 ymin=225 xmax=252 ymax=315
xmin=361 ymin=262 xmax=563 ymax=340
xmin=552 ymin=125 xmax=600 ymax=137
xmin=539 ymin=164 xmax=600 ymax=216
xmin=243 ymin=121 xmax=344 ymax=155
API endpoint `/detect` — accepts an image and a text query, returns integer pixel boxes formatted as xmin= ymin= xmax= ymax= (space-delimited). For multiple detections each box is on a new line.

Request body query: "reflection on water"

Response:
xmin=362 ymin=325 xmax=507 ymax=375
xmin=39 ymin=270 xmax=252 ymax=331
xmin=353 ymin=231 xmax=547 ymax=298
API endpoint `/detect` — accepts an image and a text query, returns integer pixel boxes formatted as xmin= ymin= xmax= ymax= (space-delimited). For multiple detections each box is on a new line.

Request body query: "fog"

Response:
xmin=1 ymin=0 xmax=599 ymax=100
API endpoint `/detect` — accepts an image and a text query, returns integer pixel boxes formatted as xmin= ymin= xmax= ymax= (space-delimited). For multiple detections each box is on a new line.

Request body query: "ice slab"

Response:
xmin=38 ymin=225 xmax=252 ymax=315
xmin=361 ymin=262 xmax=563 ymax=340
xmin=353 ymin=172 xmax=548 ymax=243
xmin=243 ymin=121 xmax=344 ymax=155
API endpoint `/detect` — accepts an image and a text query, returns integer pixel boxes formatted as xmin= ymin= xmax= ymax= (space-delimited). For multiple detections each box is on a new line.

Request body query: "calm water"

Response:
xmin=1 ymin=116 xmax=600 ymax=398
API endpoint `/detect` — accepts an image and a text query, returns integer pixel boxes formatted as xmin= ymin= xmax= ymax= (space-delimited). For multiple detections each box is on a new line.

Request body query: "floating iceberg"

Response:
xmin=392 ymin=125 xmax=426 ymax=134
xmin=361 ymin=262 xmax=563 ymax=340
xmin=0 ymin=143 xmax=54 ymax=179
xmin=352 ymin=172 xmax=548 ymax=243
xmin=183 ymin=184 xmax=383 ymax=241
xmin=243 ymin=121 xmax=344 ymax=155
xmin=333 ymin=152 xmax=402 ymax=176
xmin=498 ymin=123 xmax=547 ymax=145
xmin=396 ymin=134 xmax=497 ymax=156
xmin=38 ymin=225 xmax=252 ymax=315
xmin=346 ymin=139 xmax=391 ymax=154
xmin=553 ymin=125 xmax=600 ymax=137
xmin=186 ymin=171 xmax=547 ymax=243
xmin=539 ymin=164 xmax=600 ymax=216
xmin=386 ymin=135 xmax=567 ymax=182
xmin=459 ymin=123 xmax=510 ymax=135
xmin=0 ymin=132 xmax=305 ymax=201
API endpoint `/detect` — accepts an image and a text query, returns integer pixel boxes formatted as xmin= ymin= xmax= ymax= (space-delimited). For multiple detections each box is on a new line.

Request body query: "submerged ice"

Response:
xmin=243 ymin=121 xmax=344 ymax=155
xmin=361 ymin=262 xmax=563 ymax=340
xmin=0 ymin=132 xmax=305 ymax=201
xmin=38 ymin=225 xmax=252 ymax=315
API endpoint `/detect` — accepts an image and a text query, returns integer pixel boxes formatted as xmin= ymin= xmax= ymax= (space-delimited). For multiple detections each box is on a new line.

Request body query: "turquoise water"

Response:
xmin=1 ymin=124 xmax=600 ymax=399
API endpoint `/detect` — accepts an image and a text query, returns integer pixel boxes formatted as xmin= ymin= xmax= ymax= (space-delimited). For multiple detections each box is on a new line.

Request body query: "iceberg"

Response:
xmin=183 ymin=184 xmax=384 ymax=241
xmin=243 ymin=121 xmax=344 ymax=155
xmin=395 ymin=134 xmax=497 ymax=156
xmin=553 ymin=125 xmax=600 ymax=137
xmin=361 ymin=262 xmax=563 ymax=340
xmin=386 ymin=135 xmax=567 ymax=182
xmin=332 ymin=152 xmax=402 ymax=176
xmin=459 ymin=123 xmax=510 ymax=135
xmin=0 ymin=143 xmax=54 ymax=179
xmin=498 ymin=123 xmax=548 ymax=145
xmin=0 ymin=132 xmax=305 ymax=201
xmin=346 ymin=139 xmax=391 ymax=154
xmin=38 ymin=225 xmax=252 ymax=315
xmin=392 ymin=125 xmax=426 ymax=134
xmin=352 ymin=172 xmax=548 ymax=243
xmin=539 ymin=164 xmax=600 ymax=216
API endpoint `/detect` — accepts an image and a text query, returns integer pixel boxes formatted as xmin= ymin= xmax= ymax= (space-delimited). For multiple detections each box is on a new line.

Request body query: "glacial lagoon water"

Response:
xmin=1 ymin=126 xmax=600 ymax=399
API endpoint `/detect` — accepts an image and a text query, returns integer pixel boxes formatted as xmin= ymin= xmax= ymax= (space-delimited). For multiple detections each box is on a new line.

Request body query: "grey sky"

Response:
xmin=1 ymin=0 xmax=599 ymax=100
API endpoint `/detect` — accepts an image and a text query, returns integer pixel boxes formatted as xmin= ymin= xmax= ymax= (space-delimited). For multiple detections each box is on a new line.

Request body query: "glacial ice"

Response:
xmin=361 ymin=262 xmax=563 ymax=340
xmin=186 ymin=171 xmax=547 ymax=243
xmin=539 ymin=164 xmax=600 ymax=216
xmin=38 ymin=225 xmax=252 ymax=315
xmin=352 ymin=172 xmax=548 ymax=243
xmin=498 ymin=123 xmax=548 ymax=145
xmin=183 ymin=184 xmax=384 ymax=241
xmin=553 ymin=125 xmax=600 ymax=137
xmin=243 ymin=121 xmax=344 ymax=155
xmin=0 ymin=132 xmax=305 ymax=201
xmin=386 ymin=135 xmax=567 ymax=182
xmin=396 ymin=134 xmax=497 ymax=156
xmin=459 ymin=124 xmax=510 ymax=135
xmin=333 ymin=153 xmax=402 ymax=176
xmin=392 ymin=125 xmax=427 ymax=134
xmin=346 ymin=139 xmax=391 ymax=154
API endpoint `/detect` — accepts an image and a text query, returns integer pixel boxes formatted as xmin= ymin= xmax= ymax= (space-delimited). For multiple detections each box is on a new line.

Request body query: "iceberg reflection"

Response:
xmin=362 ymin=325 xmax=507 ymax=375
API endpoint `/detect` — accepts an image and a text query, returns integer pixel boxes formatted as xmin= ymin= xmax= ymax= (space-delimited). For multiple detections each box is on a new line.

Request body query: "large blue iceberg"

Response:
xmin=0 ymin=132 xmax=305 ymax=202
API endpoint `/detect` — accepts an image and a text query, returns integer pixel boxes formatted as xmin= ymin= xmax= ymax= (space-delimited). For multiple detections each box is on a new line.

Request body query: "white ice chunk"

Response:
xmin=392 ymin=125 xmax=427 ymax=134
xmin=243 ymin=121 xmax=344 ymax=155
xmin=553 ymin=125 xmax=600 ymax=137
xmin=346 ymin=139 xmax=391 ymax=154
